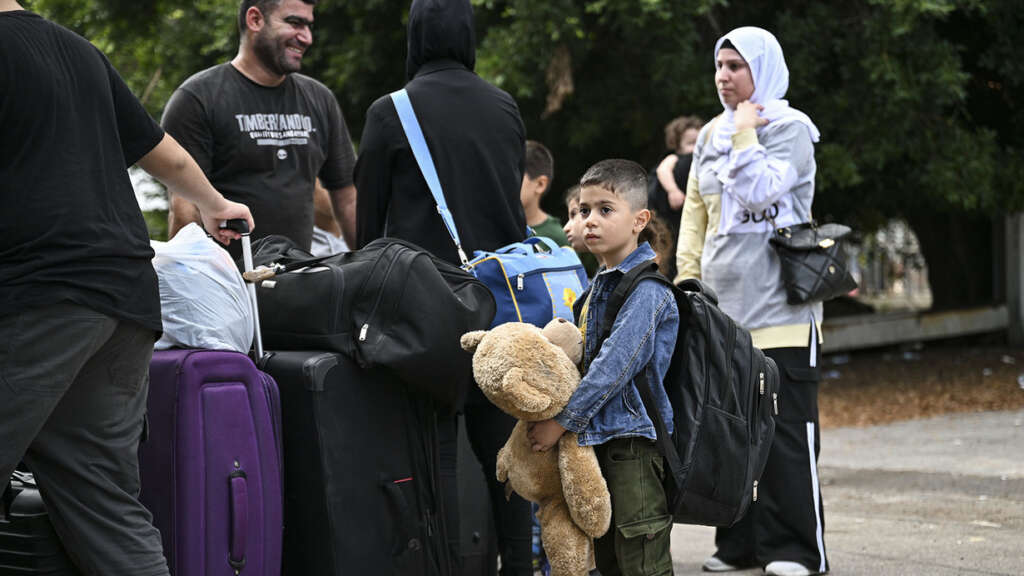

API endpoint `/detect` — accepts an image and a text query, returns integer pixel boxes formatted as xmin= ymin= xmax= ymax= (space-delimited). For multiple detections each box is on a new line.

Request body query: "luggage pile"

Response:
xmin=0 ymin=471 xmax=81 ymax=575
xmin=137 ymin=221 xmax=495 ymax=576
xmin=0 ymin=211 xmax=586 ymax=575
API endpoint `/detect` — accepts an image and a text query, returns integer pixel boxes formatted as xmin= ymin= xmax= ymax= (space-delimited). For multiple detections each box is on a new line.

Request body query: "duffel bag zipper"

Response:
xmin=359 ymin=250 xmax=402 ymax=342
xmin=513 ymin=265 xmax=585 ymax=291
xmin=758 ymin=370 xmax=767 ymax=438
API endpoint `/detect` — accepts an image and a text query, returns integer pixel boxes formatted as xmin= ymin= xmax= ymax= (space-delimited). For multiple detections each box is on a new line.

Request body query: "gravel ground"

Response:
xmin=819 ymin=342 xmax=1024 ymax=429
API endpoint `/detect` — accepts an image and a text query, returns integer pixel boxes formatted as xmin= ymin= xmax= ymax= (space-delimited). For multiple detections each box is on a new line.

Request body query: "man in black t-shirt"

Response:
xmin=0 ymin=3 xmax=253 ymax=574
xmin=164 ymin=0 xmax=357 ymax=258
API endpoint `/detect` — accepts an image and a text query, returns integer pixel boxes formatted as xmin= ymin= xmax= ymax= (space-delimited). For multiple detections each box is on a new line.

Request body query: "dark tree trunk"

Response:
xmin=905 ymin=210 xmax=996 ymax=311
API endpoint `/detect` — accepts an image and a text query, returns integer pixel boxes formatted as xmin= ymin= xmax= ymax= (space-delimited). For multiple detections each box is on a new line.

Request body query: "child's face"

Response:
xmin=679 ymin=127 xmax=699 ymax=155
xmin=563 ymin=198 xmax=588 ymax=252
xmin=519 ymin=174 xmax=547 ymax=211
xmin=579 ymin=185 xmax=649 ymax=269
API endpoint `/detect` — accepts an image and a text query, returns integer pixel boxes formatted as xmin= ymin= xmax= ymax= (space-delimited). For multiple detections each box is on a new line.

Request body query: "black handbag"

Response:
xmin=244 ymin=235 xmax=496 ymax=411
xmin=768 ymin=221 xmax=858 ymax=304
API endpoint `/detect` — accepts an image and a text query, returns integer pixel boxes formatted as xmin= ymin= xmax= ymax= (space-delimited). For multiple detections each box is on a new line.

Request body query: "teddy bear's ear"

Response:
xmin=460 ymin=330 xmax=487 ymax=352
xmin=503 ymin=368 xmax=552 ymax=413
xmin=542 ymin=318 xmax=584 ymax=365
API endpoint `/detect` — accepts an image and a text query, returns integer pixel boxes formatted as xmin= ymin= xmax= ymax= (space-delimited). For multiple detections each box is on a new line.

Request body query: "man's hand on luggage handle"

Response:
xmin=201 ymin=198 xmax=254 ymax=245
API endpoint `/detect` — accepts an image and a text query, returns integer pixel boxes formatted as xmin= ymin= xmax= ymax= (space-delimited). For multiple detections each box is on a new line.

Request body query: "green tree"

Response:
xmin=28 ymin=0 xmax=1022 ymax=309
xmin=26 ymin=0 xmax=238 ymax=115
xmin=468 ymin=0 xmax=1021 ymax=310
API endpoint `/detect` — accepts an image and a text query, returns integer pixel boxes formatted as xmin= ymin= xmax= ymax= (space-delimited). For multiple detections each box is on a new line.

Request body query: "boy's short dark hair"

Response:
xmin=579 ymin=159 xmax=648 ymax=211
xmin=524 ymin=140 xmax=554 ymax=185
xmin=563 ymin=185 xmax=580 ymax=207
xmin=664 ymin=115 xmax=703 ymax=151
xmin=239 ymin=0 xmax=317 ymax=34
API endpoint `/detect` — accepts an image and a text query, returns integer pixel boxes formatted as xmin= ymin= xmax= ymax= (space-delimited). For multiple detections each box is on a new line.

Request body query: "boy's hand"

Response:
xmin=528 ymin=419 xmax=566 ymax=452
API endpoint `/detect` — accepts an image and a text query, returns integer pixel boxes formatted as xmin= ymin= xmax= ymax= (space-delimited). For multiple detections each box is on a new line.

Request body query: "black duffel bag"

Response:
xmin=246 ymin=235 xmax=496 ymax=410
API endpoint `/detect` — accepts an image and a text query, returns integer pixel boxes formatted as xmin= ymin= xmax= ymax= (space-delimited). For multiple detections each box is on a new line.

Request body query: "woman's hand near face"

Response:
xmin=734 ymin=100 xmax=768 ymax=132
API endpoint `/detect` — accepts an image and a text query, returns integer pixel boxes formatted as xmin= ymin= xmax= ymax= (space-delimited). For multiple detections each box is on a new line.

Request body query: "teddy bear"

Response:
xmin=460 ymin=318 xmax=612 ymax=576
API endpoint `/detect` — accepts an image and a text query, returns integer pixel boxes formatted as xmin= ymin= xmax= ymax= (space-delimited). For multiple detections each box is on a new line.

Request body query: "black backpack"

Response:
xmin=593 ymin=261 xmax=780 ymax=527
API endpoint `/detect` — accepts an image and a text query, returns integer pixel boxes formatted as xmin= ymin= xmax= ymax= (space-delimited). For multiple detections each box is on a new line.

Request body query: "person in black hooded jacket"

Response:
xmin=355 ymin=0 xmax=527 ymax=263
xmin=354 ymin=1 xmax=532 ymax=575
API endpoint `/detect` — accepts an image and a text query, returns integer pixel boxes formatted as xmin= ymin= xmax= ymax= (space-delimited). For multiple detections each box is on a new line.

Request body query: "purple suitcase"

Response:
xmin=140 ymin=349 xmax=283 ymax=576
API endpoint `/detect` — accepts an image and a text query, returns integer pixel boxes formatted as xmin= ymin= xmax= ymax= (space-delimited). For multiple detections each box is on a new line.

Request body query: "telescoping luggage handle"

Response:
xmin=222 ymin=219 xmax=264 ymax=360
xmin=390 ymin=89 xmax=471 ymax=267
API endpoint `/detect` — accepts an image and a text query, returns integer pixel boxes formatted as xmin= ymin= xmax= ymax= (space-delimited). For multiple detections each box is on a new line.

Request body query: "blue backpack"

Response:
xmin=391 ymin=89 xmax=588 ymax=327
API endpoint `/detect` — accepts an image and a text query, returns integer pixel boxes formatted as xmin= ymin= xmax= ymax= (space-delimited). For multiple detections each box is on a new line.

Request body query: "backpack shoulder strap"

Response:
xmin=635 ymin=367 xmax=685 ymax=503
xmin=599 ymin=261 xmax=665 ymax=344
xmin=595 ymin=262 xmax=688 ymax=499
xmin=572 ymin=285 xmax=591 ymax=325
xmin=390 ymin=89 xmax=469 ymax=266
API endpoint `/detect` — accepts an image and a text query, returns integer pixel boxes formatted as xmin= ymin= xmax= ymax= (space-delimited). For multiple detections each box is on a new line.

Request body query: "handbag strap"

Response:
xmin=390 ymin=89 xmax=469 ymax=266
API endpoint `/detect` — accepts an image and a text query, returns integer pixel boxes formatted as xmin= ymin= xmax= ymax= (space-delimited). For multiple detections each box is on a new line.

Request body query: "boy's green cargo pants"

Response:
xmin=594 ymin=437 xmax=674 ymax=576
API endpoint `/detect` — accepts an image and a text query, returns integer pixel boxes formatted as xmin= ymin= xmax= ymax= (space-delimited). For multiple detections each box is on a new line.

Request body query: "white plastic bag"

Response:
xmin=152 ymin=223 xmax=254 ymax=353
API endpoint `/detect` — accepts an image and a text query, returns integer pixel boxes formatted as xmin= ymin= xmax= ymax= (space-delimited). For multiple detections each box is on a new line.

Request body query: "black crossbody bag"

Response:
xmin=768 ymin=220 xmax=858 ymax=304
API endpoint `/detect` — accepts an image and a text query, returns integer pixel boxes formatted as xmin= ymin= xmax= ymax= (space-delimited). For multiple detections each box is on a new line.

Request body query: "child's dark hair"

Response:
xmin=578 ymin=159 xmax=647 ymax=210
xmin=563 ymin=184 xmax=580 ymax=207
xmin=524 ymin=140 xmax=554 ymax=186
xmin=664 ymin=115 xmax=704 ymax=151
xmin=641 ymin=212 xmax=674 ymax=275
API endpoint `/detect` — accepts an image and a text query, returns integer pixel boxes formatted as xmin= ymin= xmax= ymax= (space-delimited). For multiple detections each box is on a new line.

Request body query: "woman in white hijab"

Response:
xmin=674 ymin=27 xmax=829 ymax=576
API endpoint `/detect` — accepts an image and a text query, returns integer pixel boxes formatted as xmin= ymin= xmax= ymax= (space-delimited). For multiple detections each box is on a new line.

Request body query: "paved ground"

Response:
xmin=670 ymin=409 xmax=1024 ymax=575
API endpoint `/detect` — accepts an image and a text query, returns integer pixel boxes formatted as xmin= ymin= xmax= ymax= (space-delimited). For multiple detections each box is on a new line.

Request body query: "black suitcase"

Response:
xmin=260 ymin=350 xmax=451 ymax=576
xmin=455 ymin=415 xmax=497 ymax=576
xmin=0 ymin=472 xmax=81 ymax=575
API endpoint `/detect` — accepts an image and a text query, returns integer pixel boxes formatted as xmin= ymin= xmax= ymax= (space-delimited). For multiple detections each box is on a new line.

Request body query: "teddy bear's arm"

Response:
xmin=536 ymin=498 xmax=592 ymax=576
xmin=557 ymin=433 xmax=612 ymax=539
xmin=460 ymin=330 xmax=487 ymax=352
xmin=496 ymin=444 xmax=509 ymax=483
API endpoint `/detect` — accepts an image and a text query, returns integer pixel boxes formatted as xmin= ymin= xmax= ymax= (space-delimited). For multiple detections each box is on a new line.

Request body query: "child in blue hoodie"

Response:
xmin=528 ymin=159 xmax=679 ymax=576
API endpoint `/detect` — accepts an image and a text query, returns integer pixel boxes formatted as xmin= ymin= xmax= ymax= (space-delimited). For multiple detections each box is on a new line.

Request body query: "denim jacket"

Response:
xmin=554 ymin=243 xmax=679 ymax=446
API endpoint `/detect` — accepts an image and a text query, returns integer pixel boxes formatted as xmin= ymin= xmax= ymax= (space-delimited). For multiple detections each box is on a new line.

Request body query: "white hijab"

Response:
xmin=709 ymin=27 xmax=820 ymax=160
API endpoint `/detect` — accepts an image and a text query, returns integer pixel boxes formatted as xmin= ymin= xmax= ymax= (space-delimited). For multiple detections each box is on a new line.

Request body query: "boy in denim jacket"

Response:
xmin=528 ymin=159 xmax=679 ymax=576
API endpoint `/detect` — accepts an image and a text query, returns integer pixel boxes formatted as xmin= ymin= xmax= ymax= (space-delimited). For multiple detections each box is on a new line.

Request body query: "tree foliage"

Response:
xmin=26 ymin=0 xmax=1022 ymax=308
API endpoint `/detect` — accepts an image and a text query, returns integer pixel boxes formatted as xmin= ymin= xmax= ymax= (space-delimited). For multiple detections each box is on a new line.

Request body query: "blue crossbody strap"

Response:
xmin=390 ymin=89 xmax=469 ymax=266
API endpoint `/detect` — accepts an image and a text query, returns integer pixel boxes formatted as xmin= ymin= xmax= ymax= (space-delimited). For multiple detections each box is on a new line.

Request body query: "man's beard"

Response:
xmin=252 ymin=29 xmax=300 ymax=76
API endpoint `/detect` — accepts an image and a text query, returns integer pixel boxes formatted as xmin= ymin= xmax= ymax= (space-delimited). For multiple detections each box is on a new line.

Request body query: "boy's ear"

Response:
xmin=634 ymin=208 xmax=652 ymax=234
xmin=536 ymin=175 xmax=550 ymax=195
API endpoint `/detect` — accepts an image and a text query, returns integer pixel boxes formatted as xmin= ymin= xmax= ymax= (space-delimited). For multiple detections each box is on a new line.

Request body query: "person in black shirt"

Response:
xmin=355 ymin=0 xmax=527 ymax=262
xmin=164 ymin=0 xmax=358 ymax=258
xmin=354 ymin=1 xmax=531 ymax=574
xmin=0 ymin=3 xmax=253 ymax=575
xmin=650 ymin=117 xmax=702 ymax=228
xmin=648 ymin=115 xmax=702 ymax=280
